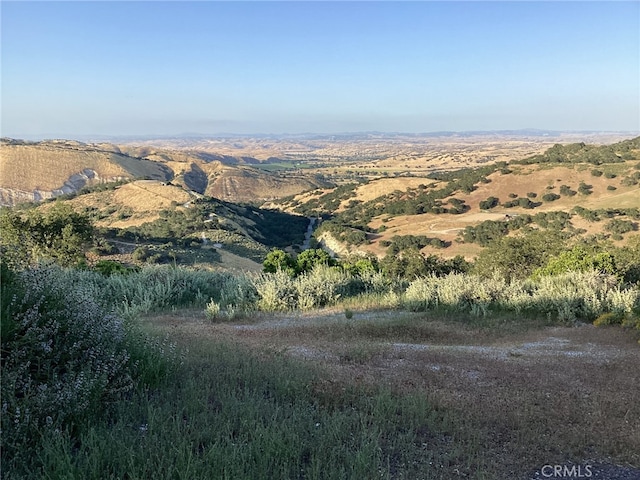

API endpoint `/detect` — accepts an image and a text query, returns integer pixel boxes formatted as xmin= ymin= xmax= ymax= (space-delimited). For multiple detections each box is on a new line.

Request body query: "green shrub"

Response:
xmin=578 ymin=182 xmax=593 ymax=195
xmin=253 ymin=270 xmax=299 ymax=311
xmin=205 ymin=300 xmax=222 ymax=321
xmin=605 ymin=219 xmax=637 ymax=235
xmin=591 ymin=169 xmax=603 ymax=177
xmin=296 ymin=248 xmax=336 ymax=273
xmin=0 ymin=266 xmax=170 ymax=471
xmin=607 ymin=185 xmax=617 ymax=191
xmin=621 ymin=176 xmax=639 ymax=187
xmin=559 ymin=185 xmax=577 ymax=197
xmin=132 ymin=246 xmax=149 ymax=262
xmin=517 ymin=197 xmax=538 ymax=209
xmin=92 ymin=238 xmax=118 ymax=255
xmin=542 ymin=193 xmax=561 ymax=202
xmin=93 ymin=259 xmax=136 ymax=276
xmin=473 ymin=231 xmax=565 ymax=281
xmin=531 ymin=246 xmax=616 ymax=279
xmin=262 ymin=249 xmax=297 ymax=276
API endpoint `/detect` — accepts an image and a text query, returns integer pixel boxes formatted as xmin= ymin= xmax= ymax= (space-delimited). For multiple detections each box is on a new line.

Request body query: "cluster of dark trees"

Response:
xmin=293 ymin=183 xmax=360 ymax=216
xmin=573 ymin=206 xmax=640 ymax=223
xmin=263 ymin=247 xmax=469 ymax=280
xmin=122 ymin=198 xmax=307 ymax=248
xmin=380 ymin=234 xmax=447 ymax=254
xmin=315 ymin=220 xmax=370 ymax=246
xmin=513 ymin=137 xmax=640 ymax=165
xmin=0 ymin=203 xmax=93 ymax=268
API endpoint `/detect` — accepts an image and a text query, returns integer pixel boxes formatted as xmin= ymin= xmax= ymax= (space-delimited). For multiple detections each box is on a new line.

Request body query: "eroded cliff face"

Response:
xmin=0 ymin=169 xmax=131 ymax=206
xmin=205 ymin=167 xmax=326 ymax=204
xmin=0 ymin=139 xmax=171 ymax=206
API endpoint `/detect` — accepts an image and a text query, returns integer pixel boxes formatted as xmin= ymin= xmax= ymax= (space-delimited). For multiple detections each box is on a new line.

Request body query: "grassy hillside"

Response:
xmin=277 ymin=137 xmax=640 ymax=260
xmin=14 ymin=177 xmax=308 ymax=270
xmin=0 ymin=139 xmax=172 ymax=205
xmin=0 ymin=138 xmax=331 ymax=207
xmin=3 ymin=136 xmax=639 ymax=268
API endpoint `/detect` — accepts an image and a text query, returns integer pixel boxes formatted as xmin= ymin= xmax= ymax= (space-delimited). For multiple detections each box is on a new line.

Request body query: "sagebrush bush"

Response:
xmin=51 ymin=265 xmax=236 ymax=319
xmin=205 ymin=299 xmax=222 ymax=320
xmin=402 ymin=271 xmax=639 ymax=322
xmin=218 ymin=273 xmax=257 ymax=312
xmin=404 ymin=274 xmax=506 ymax=316
xmin=295 ymin=267 xmax=349 ymax=310
xmin=250 ymin=266 xmax=393 ymax=311
xmin=252 ymin=270 xmax=298 ymax=311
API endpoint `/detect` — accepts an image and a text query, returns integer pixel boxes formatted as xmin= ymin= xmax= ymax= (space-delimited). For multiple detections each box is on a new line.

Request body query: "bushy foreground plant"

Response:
xmin=0 ymin=264 xmax=177 ymax=473
xmin=252 ymin=265 xmax=399 ymax=311
xmin=252 ymin=267 xmax=350 ymax=311
xmin=48 ymin=265 xmax=238 ymax=320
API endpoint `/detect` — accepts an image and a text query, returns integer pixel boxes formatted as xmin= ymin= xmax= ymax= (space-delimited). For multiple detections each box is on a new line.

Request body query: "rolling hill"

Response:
xmin=0 ymin=138 xmax=330 ymax=206
xmin=278 ymin=137 xmax=640 ymax=260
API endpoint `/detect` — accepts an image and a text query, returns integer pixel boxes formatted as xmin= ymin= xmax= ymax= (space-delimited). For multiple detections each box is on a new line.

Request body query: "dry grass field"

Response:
xmin=351 ymin=160 xmax=640 ymax=259
xmin=61 ymin=180 xmax=193 ymax=228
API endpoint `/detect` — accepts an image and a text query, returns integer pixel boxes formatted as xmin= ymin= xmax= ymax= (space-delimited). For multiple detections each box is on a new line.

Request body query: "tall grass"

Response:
xmin=403 ymin=271 xmax=639 ymax=323
xmin=28 ymin=263 xmax=639 ymax=323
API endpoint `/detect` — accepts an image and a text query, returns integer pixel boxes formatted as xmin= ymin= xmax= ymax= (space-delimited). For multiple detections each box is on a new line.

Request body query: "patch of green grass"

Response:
xmin=253 ymin=161 xmax=299 ymax=172
xmin=23 ymin=338 xmax=481 ymax=480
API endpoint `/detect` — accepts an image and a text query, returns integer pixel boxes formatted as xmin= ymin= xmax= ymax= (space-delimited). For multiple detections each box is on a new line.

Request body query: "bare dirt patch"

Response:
xmin=146 ymin=309 xmax=640 ymax=479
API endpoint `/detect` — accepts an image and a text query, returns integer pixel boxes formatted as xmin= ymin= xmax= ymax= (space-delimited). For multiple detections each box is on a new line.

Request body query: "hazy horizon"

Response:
xmin=2 ymin=1 xmax=639 ymax=138
xmin=5 ymin=128 xmax=640 ymax=145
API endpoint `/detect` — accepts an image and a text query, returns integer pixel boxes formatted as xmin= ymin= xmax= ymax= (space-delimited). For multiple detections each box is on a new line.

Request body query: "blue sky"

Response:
xmin=2 ymin=1 xmax=639 ymax=138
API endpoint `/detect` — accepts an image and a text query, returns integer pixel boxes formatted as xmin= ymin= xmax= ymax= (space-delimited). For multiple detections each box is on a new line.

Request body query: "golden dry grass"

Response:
xmin=61 ymin=180 xmax=192 ymax=228
xmin=0 ymin=143 xmax=130 ymax=191
xmin=336 ymin=177 xmax=436 ymax=211
xmin=352 ymin=161 xmax=640 ymax=259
